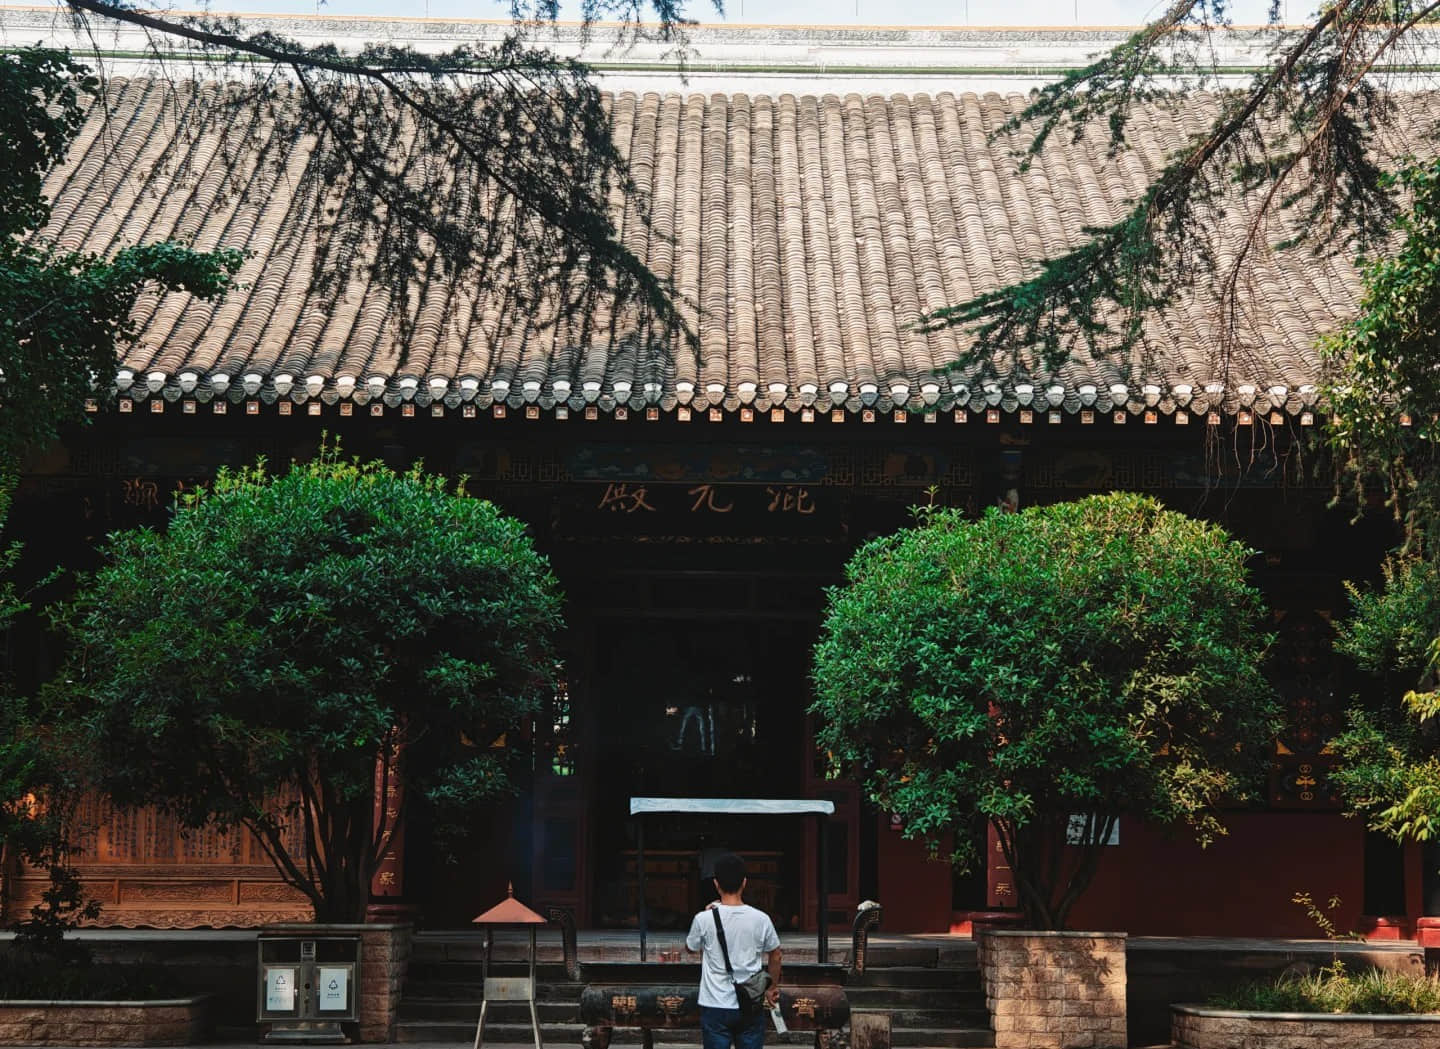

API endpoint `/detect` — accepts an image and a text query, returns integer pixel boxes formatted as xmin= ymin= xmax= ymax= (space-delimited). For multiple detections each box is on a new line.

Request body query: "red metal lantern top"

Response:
xmin=472 ymin=883 xmax=548 ymax=925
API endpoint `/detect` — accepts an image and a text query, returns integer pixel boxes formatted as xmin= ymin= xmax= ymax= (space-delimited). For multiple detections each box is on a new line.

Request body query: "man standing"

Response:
xmin=685 ymin=852 xmax=783 ymax=1049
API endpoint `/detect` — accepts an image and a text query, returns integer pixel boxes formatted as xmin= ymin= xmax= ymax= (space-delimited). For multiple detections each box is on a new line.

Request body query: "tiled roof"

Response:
xmin=45 ymin=79 xmax=1426 ymax=418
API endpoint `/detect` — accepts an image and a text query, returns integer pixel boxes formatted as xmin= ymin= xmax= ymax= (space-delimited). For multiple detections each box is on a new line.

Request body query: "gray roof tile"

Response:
xmin=43 ymin=82 xmax=1402 ymax=415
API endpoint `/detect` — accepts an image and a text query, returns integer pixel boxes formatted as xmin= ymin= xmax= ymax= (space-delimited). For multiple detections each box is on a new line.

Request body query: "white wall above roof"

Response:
xmin=6 ymin=6 xmax=1422 ymax=90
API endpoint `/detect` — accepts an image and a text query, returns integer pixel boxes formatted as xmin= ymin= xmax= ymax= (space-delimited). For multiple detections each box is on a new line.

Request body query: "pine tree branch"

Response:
xmin=61 ymin=0 xmax=694 ymax=354
xmin=921 ymin=0 xmax=1440 ymax=382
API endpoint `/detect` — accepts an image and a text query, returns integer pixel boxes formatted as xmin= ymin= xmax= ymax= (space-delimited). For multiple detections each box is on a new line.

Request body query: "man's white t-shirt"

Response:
xmin=685 ymin=903 xmax=781 ymax=1009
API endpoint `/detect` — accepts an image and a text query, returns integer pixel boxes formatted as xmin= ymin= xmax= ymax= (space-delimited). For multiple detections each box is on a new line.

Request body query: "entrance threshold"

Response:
xmin=411 ymin=928 xmax=1430 ymax=965
xmin=413 ymin=928 xmax=973 ymax=966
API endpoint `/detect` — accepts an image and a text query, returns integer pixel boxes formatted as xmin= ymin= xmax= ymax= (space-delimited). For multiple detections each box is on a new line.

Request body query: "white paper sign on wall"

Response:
xmin=265 ymin=968 xmax=297 ymax=1012
xmin=1065 ymin=814 xmax=1120 ymax=846
xmin=318 ymin=967 xmax=349 ymax=1012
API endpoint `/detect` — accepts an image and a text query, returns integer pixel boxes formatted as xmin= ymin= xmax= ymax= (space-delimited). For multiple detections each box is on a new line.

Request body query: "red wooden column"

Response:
xmin=367 ymin=739 xmax=414 ymax=922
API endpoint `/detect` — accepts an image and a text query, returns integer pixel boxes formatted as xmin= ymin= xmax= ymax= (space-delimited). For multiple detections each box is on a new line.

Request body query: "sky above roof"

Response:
xmin=178 ymin=0 xmax=1292 ymax=29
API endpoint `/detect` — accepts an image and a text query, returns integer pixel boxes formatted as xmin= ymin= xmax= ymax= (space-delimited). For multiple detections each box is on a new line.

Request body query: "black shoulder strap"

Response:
xmin=712 ymin=908 xmax=735 ymax=978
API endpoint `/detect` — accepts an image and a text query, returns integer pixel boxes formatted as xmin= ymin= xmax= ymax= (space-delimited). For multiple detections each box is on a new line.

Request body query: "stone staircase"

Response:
xmin=394 ymin=942 xmax=993 ymax=1048
xmin=395 ymin=958 xmax=584 ymax=1044
xmin=846 ymin=965 xmax=992 ymax=1048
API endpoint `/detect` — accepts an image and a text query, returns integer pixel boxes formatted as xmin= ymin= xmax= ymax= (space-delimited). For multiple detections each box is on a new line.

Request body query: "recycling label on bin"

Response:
xmin=318 ymin=967 xmax=348 ymax=1012
xmin=265 ymin=967 xmax=297 ymax=1012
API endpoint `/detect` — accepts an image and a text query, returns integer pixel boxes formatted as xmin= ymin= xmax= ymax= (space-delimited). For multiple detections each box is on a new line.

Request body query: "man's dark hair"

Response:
xmin=713 ymin=852 xmax=747 ymax=894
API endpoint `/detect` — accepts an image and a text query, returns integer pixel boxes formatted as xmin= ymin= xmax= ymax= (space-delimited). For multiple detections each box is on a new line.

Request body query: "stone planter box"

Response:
xmin=0 ymin=996 xmax=210 ymax=1046
xmin=1172 ymin=1004 xmax=1440 ymax=1048
xmin=978 ymin=929 xmax=1127 ymax=1049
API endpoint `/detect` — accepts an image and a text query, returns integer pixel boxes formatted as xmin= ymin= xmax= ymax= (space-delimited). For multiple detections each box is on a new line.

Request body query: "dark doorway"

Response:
xmin=588 ymin=616 xmax=813 ymax=929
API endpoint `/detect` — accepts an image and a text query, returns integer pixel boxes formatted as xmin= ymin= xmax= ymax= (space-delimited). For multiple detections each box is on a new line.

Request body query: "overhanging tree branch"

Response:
xmin=922 ymin=0 xmax=1440 ymax=387
xmin=59 ymin=0 xmax=698 ymax=361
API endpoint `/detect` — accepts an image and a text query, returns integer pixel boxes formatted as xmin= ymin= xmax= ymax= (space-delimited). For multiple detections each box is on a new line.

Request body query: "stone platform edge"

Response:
xmin=1172 ymin=1003 xmax=1440 ymax=1049
xmin=0 ymin=995 xmax=211 ymax=1047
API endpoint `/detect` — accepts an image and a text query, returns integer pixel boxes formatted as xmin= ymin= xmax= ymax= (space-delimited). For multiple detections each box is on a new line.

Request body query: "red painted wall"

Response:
xmin=1065 ymin=812 xmax=1370 ymax=936
xmin=876 ymin=812 xmax=1393 ymax=936
xmin=876 ymin=818 xmax=954 ymax=932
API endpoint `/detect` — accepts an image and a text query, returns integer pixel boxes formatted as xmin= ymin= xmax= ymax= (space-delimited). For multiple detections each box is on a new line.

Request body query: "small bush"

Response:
xmin=1208 ymin=964 xmax=1440 ymax=1014
xmin=0 ymin=953 xmax=188 ymax=1000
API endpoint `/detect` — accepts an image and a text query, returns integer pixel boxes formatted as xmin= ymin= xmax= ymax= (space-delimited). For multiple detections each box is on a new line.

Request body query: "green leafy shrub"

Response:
xmin=1329 ymin=555 xmax=1440 ymax=843
xmin=0 ymin=956 xmax=186 ymax=1000
xmin=1208 ymin=965 xmax=1440 ymax=1015
xmin=48 ymin=442 xmax=564 ymax=922
xmin=810 ymin=492 xmax=1279 ymax=929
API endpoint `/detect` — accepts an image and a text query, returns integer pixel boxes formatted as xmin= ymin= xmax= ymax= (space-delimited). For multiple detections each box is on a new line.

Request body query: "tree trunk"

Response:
xmin=999 ymin=815 xmax=1110 ymax=931
xmin=311 ymin=794 xmax=377 ymax=924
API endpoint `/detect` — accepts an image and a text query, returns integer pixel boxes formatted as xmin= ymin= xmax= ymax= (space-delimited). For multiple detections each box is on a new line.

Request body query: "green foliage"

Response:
xmin=0 ymin=47 xmax=240 ymax=463
xmin=0 ymin=474 xmax=100 ymax=957
xmin=0 ymin=956 xmax=185 ymax=1001
xmin=919 ymin=0 xmax=1425 ymax=386
xmin=10 ymin=866 xmax=102 ymax=968
xmin=62 ymin=0 xmax=711 ymax=356
xmin=1322 ymin=158 xmax=1440 ymax=549
xmin=810 ymin=492 xmax=1278 ymax=929
xmin=0 ymin=48 xmax=235 ymax=952
xmin=1290 ymin=891 xmax=1359 ymax=944
xmin=1335 ymin=557 xmax=1440 ymax=683
xmin=1321 ymin=161 xmax=1440 ymax=849
xmin=49 ymin=442 xmax=564 ymax=922
xmin=1207 ymin=965 xmax=1440 ymax=1014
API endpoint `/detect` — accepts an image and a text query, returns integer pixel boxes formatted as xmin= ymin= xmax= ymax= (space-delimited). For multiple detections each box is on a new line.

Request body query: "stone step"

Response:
xmin=399 ymin=949 xmax=993 ymax=1047
xmin=845 ymin=987 xmax=983 ymax=1007
xmin=394 ymin=1021 xmax=995 ymax=1047
xmin=407 ymin=960 xmax=581 ymax=982
xmin=401 ymin=975 xmax=979 ymax=996
xmin=399 ymin=1000 xmax=582 ymax=1023
xmin=394 ymin=1043 xmax=998 ymax=1049
xmin=409 ymin=1044 xmax=997 ymax=1049
xmin=849 ymin=967 xmax=975 ymax=989
xmin=405 ymin=987 xmax=979 ymax=1008
xmin=402 ymin=980 xmax=588 ymax=1001
xmin=848 ymin=1004 xmax=987 ymax=1022
xmin=411 ymin=941 xmax=577 ymax=965
xmin=860 ymin=946 xmax=947 ymax=969
xmin=397 ymin=997 xmax=985 ymax=1030
xmin=394 ymin=1021 xmax=812 ymax=1045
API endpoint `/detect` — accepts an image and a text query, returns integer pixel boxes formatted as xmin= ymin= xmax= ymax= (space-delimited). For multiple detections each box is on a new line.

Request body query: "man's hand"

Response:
xmin=764 ymin=985 xmax=780 ymax=1009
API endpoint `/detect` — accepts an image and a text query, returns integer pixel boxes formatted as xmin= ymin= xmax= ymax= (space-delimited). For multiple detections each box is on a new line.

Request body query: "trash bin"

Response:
xmin=258 ymin=932 xmax=361 ymax=1043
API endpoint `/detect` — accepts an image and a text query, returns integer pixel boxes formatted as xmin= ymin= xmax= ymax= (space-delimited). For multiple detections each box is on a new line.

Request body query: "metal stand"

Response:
xmin=638 ymin=816 xmax=647 ymax=962
xmin=473 ymin=927 xmax=542 ymax=1049
xmin=817 ymin=810 xmax=828 ymax=964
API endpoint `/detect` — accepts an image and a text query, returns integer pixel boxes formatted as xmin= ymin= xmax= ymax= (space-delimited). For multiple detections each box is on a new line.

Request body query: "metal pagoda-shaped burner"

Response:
xmin=471 ymin=884 xmax=548 ymax=1049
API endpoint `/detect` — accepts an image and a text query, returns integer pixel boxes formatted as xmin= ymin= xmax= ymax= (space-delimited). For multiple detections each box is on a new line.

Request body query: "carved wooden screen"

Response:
xmin=2 ymin=793 xmax=312 ymax=928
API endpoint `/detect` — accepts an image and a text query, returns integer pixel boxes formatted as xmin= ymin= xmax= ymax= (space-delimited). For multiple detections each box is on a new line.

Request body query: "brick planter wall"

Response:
xmin=358 ymin=922 xmax=413 ymax=1042
xmin=0 ymin=997 xmax=210 ymax=1046
xmin=1172 ymin=1005 xmax=1440 ymax=1048
xmin=978 ymin=930 xmax=1127 ymax=1049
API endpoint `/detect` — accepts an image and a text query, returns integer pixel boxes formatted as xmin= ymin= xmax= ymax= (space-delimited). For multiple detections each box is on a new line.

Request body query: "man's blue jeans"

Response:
xmin=699 ymin=1005 xmax=766 ymax=1049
